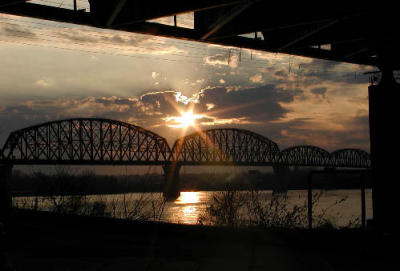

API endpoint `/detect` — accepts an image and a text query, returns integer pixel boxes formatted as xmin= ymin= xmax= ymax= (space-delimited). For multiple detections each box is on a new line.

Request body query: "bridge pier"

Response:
xmin=0 ymin=164 xmax=12 ymax=218
xmin=272 ymin=165 xmax=289 ymax=193
xmin=162 ymin=164 xmax=181 ymax=200
xmin=368 ymin=64 xmax=400 ymax=232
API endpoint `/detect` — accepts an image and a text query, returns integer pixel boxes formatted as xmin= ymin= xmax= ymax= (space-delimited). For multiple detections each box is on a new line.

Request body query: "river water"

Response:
xmin=166 ymin=190 xmax=372 ymax=226
xmin=13 ymin=189 xmax=372 ymax=228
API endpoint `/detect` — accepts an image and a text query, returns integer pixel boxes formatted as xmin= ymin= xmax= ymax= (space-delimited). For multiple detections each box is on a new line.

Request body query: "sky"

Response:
xmin=0 ymin=1 xmax=374 ymax=157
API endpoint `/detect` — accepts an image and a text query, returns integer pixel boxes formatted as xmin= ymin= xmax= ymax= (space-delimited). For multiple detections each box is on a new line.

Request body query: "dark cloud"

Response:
xmin=140 ymin=91 xmax=182 ymax=115
xmin=56 ymin=30 xmax=145 ymax=46
xmin=310 ymin=87 xmax=327 ymax=98
xmin=195 ymin=85 xmax=302 ymax=121
xmin=0 ymin=18 xmax=371 ymax=153
xmin=300 ymin=59 xmax=341 ymax=71
xmin=274 ymin=69 xmax=288 ymax=79
xmin=297 ymin=59 xmax=369 ymax=85
xmin=206 ymin=54 xmax=228 ymax=62
xmin=204 ymin=52 xmax=239 ymax=68
xmin=0 ymin=86 xmax=369 ymax=151
xmin=271 ymin=115 xmax=370 ymax=151
xmin=56 ymin=32 xmax=99 ymax=44
xmin=0 ymin=85 xmax=303 ymax=138
xmin=0 ymin=90 xmax=185 ymax=144
xmin=1 ymin=24 xmax=37 ymax=39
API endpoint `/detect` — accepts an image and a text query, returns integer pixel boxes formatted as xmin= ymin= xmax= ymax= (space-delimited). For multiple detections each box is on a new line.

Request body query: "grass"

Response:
xmin=197 ymin=185 xmax=359 ymax=229
xmin=13 ymin=185 xmax=360 ymax=229
xmin=13 ymin=192 xmax=166 ymax=222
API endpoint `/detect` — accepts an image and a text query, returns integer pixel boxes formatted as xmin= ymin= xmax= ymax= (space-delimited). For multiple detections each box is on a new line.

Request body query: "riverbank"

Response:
xmin=11 ymin=186 xmax=369 ymax=198
xmin=0 ymin=209 xmax=396 ymax=270
xmin=9 ymin=169 xmax=372 ymax=197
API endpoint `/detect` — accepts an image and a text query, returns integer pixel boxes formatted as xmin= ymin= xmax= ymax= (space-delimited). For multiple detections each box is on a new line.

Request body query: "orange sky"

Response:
xmin=0 ymin=2 xmax=374 ymax=154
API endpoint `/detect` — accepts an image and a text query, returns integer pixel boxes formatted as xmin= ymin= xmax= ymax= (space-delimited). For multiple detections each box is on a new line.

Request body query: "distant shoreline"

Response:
xmin=9 ymin=169 xmax=372 ymax=198
xmin=12 ymin=186 xmax=371 ymax=198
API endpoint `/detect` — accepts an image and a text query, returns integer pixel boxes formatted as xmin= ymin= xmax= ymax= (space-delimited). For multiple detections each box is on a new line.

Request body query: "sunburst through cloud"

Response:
xmin=163 ymin=110 xmax=204 ymax=129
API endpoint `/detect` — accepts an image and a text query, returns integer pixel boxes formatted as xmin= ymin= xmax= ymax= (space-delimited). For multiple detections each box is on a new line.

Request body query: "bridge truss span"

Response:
xmin=278 ymin=145 xmax=331 ymax=167
xmin=171 ymin=128 xmax=280 ymax=166
xmin=1 ymin=118 xmax=172 ymax=165
xmin=330 ymin=149 xmax=371 ymax=168
xmin=277 ymin=145 xmax=371 ymax=168
xmin=0 ymin=120 xmax=371 ymax=168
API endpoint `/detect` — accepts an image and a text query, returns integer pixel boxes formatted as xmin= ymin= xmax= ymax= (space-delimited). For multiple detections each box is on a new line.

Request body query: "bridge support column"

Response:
xmin=162 ymin=164 xmax=181 ymax=199
xmin=0 ymin=164 xmax=13 ymax=218
xmin=272 ymin=165 xmax=289 ymax=193
xmin=368 ymin=65 xmax=400 ymax=232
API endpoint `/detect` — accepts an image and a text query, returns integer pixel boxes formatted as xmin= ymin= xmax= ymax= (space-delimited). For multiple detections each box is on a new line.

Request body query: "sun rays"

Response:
xmin=160 ymin=90 xmax=264 ymax=162
xmin=164 ymin=110 xmax=204 ymax=129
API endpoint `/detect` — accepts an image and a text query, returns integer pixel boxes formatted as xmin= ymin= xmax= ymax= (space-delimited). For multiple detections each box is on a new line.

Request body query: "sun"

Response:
xmin=179 ymin=111 xmax=197 ymax=128
xmin=164 ymin=110 xmax=203 ymax=128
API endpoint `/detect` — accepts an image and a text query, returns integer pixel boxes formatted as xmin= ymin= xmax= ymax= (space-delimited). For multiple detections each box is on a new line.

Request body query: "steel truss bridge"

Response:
xmin=0 ymin=118 xmax=371 ymax=169
xmin=0 ymin=0 xmax=395 ymax=228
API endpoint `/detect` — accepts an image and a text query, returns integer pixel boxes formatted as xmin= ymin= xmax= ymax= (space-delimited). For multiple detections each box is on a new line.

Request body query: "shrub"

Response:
xmin=198 ymin=188 xmax=349 ymax=229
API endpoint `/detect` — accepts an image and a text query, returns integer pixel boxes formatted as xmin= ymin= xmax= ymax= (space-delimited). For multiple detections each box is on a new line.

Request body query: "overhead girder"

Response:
xmin=0 ymin=0 xmax=26 ymax=8
xmin=194 ymin=1 xmax=370 ymax=38
xmin=2 ymin=1 xmax=398 ymax=67
xmin=195 ymin=2 xmax=398 ymax=67
xmin=88 ymin=0 xmax=246 ymax=27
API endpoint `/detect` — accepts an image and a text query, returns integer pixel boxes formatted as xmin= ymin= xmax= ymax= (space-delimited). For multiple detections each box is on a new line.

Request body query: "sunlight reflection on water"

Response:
xmin=13 ymin=190 xmax=372 ymax=226
xmin=175 ymin=192 xmax=200 ymax=204
xmin=164 ymin=191 xmax=210 ymax=224
xmin=162 ymin=190 xmax=373 ymax=226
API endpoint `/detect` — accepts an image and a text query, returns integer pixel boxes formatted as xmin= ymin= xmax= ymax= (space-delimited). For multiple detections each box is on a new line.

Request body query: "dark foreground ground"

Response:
xmin=0 ymin=210 xmax=398 ymax=271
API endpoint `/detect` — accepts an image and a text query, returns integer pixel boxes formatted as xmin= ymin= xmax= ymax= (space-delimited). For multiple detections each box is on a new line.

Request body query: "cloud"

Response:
xmin=35 ymin=78 xmax=53 ymax=88
xmin=310 ymin=87 xmax=327 ymax=98
xmin=204 ymin=53 xmax=239 ymax=68
xmin=267 ymin=115 xmax=370 ymax=151
xmin=0 ymin=84 xmax=300 ymax=135
xmin=194 ymin=85 xmax=302 ymax=122
xmin=249 ymin=73 xmax=264 ymax=83
xmin=0 ymin=17 xmax=186 ymax=57
xmin=0 ymin=84 xmax=370 ymax=151
xmin=0 ymin=23 xmax=37 ymax=40
xmin=206 ymin=103 xmax=215 ymax=110
xmin=297 ymin=59 xmax=370 ymax=85
xmin=0 ymin=14 xmax=372 ymax=152
xmin=274 ymin=69 xmax=288 ymax=79
xmin=54 ymin=28 xmax=186 ymax=55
